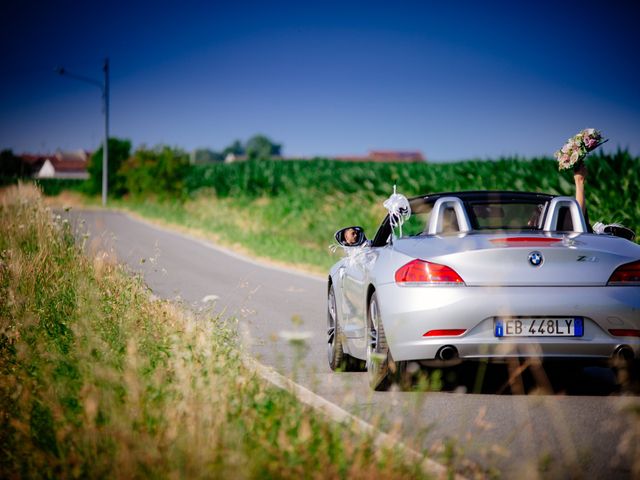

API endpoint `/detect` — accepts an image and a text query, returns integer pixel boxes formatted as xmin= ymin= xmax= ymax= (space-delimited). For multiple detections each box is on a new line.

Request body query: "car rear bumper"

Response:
xmin=375 ymin=284 xmax=640 ymax=362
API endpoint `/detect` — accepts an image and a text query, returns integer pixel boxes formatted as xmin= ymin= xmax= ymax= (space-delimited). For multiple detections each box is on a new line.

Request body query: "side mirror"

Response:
xmin=335 ymin=226 xmax=367 ymax=247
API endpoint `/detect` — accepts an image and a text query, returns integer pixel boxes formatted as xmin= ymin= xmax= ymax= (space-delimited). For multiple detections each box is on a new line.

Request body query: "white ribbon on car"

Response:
xmin=345 ymin=244 xmax=377 ymax=268
xmin=383 ymin=185 xmax=411 ymax=237
xmin=329 ymin=242 xmax=372 ymax=267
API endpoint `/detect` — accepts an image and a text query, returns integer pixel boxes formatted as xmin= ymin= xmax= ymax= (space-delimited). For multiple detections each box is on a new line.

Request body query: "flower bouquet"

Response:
xmin=554 ymin=128 xmax=607 ymax=171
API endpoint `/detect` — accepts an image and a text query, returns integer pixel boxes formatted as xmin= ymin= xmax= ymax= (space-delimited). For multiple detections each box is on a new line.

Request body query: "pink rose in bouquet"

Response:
xmin=554 ymin=128 xmax=606 ymax=171
xmin=584 ymin=137 xmax=598 ymax=149
xmin=582 ymin=128 xmax=600 ymax=149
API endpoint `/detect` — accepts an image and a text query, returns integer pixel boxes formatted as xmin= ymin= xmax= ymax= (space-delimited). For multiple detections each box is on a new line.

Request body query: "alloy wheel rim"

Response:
xmin=367 ymin=299 xmax=380 ymax=377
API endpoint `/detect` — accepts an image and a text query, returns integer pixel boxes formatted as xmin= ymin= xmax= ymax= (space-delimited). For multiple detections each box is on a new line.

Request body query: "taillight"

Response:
xmin=423 ymin=329 xmax=467 ymax=337
xmin=608 ymin=260 xmax=640 ymax=285
xmin=395 ymin=259 xmax=465 ymax=285
xmin=609 ymin=329 xmax=640 ymax=337
xmin=490 ymin=237 xmax=562 ymax=246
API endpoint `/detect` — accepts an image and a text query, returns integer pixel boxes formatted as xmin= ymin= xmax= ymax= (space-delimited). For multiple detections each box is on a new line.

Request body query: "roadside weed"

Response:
xmin=0 ymin=184 xmax=432 ymax=479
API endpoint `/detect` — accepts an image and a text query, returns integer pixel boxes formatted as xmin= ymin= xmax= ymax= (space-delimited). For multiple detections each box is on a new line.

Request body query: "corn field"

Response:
xmin=185 ymin=151 xmax=639 ymax=231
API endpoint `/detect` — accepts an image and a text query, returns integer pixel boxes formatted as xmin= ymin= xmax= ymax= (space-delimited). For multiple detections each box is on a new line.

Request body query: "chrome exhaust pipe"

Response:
xmin=613 ymin=345 xmax=634 ymax=362
xmin=436 ymin=345 xmax=458 ymax=361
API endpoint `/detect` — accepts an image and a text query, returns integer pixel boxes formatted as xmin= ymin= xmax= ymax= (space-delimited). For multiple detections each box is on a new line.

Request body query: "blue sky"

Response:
xmin=1 ymin=0 xmax=639 ymax=161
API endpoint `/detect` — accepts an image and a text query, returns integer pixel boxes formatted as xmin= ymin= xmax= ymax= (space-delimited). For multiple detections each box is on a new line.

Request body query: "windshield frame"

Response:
xmin=371 ymin=191 xmax=555 ymax=247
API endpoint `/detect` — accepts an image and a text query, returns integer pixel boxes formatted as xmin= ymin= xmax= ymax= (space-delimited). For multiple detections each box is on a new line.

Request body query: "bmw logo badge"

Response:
xmin=528 ymin=251 xmax=543 ymax=267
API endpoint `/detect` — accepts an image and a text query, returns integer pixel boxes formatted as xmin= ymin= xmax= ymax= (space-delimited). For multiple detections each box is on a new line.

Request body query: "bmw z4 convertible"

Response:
xmin=327 ymin=191 xmax=640 ymax=390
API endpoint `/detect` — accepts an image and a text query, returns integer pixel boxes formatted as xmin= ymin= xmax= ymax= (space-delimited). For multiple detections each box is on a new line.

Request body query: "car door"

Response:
xmin=341 ymin=248 xmax=377 ymax=350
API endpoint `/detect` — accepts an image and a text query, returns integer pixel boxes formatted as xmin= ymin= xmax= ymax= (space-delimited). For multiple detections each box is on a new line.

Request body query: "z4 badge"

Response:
xmin=577 ymin=255 xmax=599 ymax=262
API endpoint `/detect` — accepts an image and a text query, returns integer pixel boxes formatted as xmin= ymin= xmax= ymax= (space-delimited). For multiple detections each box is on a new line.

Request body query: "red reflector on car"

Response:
xmin=608 ymin=329 xmax=640 ymax=337
xmin=423 ymin=329 xmax=467 ymax=337
xmin=490 ymin=237 xmax=562 ymax=246
xmin=395 ymin=259 xmax=464 ymax=285
xmin=608 ymin=260 xmax=640 ymax=285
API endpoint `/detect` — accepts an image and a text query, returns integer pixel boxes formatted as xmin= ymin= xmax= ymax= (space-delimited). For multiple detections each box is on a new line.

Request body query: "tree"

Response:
xmin=0 ymin=149 xmax=29 ymax=177
xmin=222 ymin=140 xmax=245 ymax=157
xmin=119 ymin=145 xmax=189 ymax=199
xmin=245 ymin=134 xmax=282 ymax=161
xmin=193 ymin=148 xmax=224 ymax=164
xmin=87 ymin=138 xmax=132 ymax=197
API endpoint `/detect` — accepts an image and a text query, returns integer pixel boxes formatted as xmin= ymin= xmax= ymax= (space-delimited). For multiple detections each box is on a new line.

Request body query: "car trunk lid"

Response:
xmin=394 ymin=233 xmax=638 ymax=286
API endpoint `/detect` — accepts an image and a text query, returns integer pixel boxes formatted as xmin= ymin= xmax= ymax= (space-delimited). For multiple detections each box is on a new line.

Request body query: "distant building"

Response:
xmin=335 ymin=150 xmax=426 ymax=163
xmin=224 ymin=153 xmax=246 ymax=163
xmin=369 ymin=150 xmax=425 ymax=162
xmin=19 ymin=154 xmax=46 ymax=175
xmin=21 ymin=150 xmax=90 ymax=179
xmin=222 ymin=150 xmax=427 ymax=163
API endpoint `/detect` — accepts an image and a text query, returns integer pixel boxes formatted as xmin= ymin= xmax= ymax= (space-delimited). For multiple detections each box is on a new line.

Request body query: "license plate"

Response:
xmin=494 ymin=317 xmax=584 ymax=337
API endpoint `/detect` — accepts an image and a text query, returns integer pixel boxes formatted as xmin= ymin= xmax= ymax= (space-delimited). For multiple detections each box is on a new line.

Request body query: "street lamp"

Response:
xmin=55 ymin=58 xmax=110 ymax=206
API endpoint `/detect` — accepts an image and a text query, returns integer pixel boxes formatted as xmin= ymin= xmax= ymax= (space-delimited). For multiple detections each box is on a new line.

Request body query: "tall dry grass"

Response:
xmin=0 ymin=184 xmax=434 ymax=479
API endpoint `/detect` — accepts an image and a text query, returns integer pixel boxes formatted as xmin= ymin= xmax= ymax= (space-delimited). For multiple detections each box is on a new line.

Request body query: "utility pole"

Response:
xmin=56 ymin=57 xmax=110 ymax=206
xmin=102 ymin=58 xmax=109 ymax=207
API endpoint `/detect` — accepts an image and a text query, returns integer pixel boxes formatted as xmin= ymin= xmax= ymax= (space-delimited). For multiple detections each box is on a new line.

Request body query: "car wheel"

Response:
xmin=367 ymin=292 xmax=406 ymax=390
xmin=327 ymin=285 xmax=346 ymax=370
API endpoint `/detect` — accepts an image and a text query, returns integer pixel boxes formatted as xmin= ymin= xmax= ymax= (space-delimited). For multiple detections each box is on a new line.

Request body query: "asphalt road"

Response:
xmin=66 ymin=209 xmax=640 ymax=479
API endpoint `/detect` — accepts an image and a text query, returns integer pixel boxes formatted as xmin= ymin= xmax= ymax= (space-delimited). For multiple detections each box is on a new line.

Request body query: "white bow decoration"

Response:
xmin=383 ymin=185 xmax=411 ymax=237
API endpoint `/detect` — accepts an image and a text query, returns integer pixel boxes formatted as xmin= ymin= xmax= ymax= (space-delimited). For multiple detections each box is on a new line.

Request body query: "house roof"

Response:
xmin=20 ymin=154 xmax=46 ymax=166
xmin=369 ymin=150 xmax=425 ymax=161
xmin=334 ymin=150 xmax=426 ymax=163
xmin=20 ymin=150 xmax=91 ymax=179
xmin=20 ymin=151 xmax=90 ymax=173
xmin=51 ymin=157 xmax=88 ymax=173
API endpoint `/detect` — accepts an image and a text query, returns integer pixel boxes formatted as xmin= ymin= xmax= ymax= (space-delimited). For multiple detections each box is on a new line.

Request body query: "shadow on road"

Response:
xmin=429 ymin=361 xmax=634 ymax=396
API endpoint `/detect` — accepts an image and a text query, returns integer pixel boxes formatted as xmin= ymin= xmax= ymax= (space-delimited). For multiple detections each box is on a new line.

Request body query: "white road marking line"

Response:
xmin=201 ymin=294 xmax=219 ymax=303
xmin=278 ymin=330 xmax=314 ymax=341
xmin=286 ymin=286 xmax=306 ymax=292
xmin=244 ymin=357 xmax=467 ymax=480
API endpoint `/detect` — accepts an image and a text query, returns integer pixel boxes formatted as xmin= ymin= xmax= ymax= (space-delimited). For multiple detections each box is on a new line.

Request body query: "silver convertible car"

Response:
xmin=327 ymin=191 xmax=640 ymax=390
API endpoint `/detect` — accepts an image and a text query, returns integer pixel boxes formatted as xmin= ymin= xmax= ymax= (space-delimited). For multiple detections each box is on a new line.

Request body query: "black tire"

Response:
xmin=366 ymin=292 xmax=406 ymax=390
xmin=327 ymin=285 xmax=364 ymax=371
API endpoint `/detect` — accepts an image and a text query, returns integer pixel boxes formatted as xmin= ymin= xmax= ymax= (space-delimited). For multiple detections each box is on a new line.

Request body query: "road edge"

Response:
xmin=74 ymin=207 xmax=465 ymax=480
xmin=115 ymin=207 xmax=328 ymax=283
xmin=245 ymin=358 xmax=466 ymax=480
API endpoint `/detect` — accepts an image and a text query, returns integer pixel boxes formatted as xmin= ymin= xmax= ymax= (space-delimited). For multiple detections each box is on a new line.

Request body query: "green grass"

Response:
xmin=0 ymin=184 xmax=436 ymax=479
xmin=0 ymin=176 xmax=87 ymax=196
xmin=111 ymin=152 xmax=639 ymax=273
xmin=114 ymin=190 xmax=384 ymax=273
